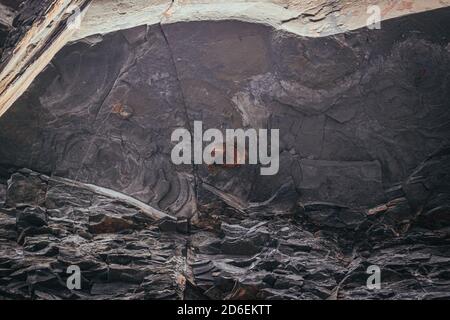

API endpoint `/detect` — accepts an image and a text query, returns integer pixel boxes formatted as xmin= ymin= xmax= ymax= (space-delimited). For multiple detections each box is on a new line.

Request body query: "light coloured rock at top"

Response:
xmin=1 ymin=0 xmax=449 ymax=118
xmin=73 ymin=0 xmax=450 ymax=41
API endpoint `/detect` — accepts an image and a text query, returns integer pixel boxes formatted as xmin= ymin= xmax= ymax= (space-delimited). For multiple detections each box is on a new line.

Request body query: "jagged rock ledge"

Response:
xmin=0 ymin=146 xmax=449 ymax=299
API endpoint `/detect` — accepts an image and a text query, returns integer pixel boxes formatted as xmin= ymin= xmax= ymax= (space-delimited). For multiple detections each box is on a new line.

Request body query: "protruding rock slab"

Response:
xmin=0 ymin=0 xmax=92 ymax=117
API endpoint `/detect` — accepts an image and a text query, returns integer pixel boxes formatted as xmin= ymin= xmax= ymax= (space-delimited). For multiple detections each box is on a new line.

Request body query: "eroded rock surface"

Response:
xmin=1 ymin=153 xmax=449 ymax=299
xmin=0 ymin=2 xmax=449 ymax=300
xmin=1 ymin=9 xmax=450 ymax=213
xmin=0 ymin=169 xmax=187 ymax=300
xmin=0 ymin=1 xmax=15 ymax=52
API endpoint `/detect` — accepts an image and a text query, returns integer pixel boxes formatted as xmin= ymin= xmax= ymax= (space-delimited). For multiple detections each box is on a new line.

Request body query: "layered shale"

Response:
xmin=0 ymin=0 xmax=449 ymax=300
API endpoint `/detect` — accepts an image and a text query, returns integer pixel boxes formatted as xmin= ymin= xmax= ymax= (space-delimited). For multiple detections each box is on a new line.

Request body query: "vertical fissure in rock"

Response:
xmin=159 ymin=22 xmax=201 ymax=207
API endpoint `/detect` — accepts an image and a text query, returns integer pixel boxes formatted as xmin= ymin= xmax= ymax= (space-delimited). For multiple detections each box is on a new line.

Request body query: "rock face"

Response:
xmin=1 ymin=8 xmax=450 ymax=212
xmin=0 ymin=169 xmax=187 ymax=300
xmin=0 ymin=159 xmax=450 ymax=300
xmin=0 ymin=1 xmax=450 ymax=300
xmin=0 ymin=1 xmax=15 ymax=52
xmin=0 ymin=0 xmax=92 ymax=117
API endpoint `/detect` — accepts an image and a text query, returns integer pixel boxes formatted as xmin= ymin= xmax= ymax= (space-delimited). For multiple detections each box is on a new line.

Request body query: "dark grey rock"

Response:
xmin=176 ymin=218 xmax=190 ymax=234
xmin=0 ymin=211 xmax=16 ymax=240
xmin=2 ymin=10 xmax=450 ymax=214
xmin=0 ymin=6 xmax=450 ymax=301
xmin=0 ymin=183 xmax=6 ymax=204
xmin=158 ymin=217 xmax=178 ymax=232
xmin=298 ymin=159 xmax=385 ymax=207
xmin=6 ymin=173 xmax=47 ymax=208
xmin=220 ymin=223 xmax=272 ymax=255
xmin=16 ymin=206 xmax=47 ymax=229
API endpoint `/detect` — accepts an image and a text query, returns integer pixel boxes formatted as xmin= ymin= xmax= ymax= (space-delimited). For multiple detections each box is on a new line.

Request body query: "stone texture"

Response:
xmin=0 ymin=1 xmax=15 ymax=52
xmin=0 ymin=169 xmax=187 ymax=300
xmin=0 ymin=183 xmax=5 ymax=204
xmin=6 ymin=172 xmax=47 ymax=208
xmin=0 ymin=0 xmax=92 ymax=117
xmin=1 ymin=9 xmax=450 ymax=213
xmin=297 ymin=160 xmax=385 ymax=207
xmin=0 ymin=2 xmax=449 ymax=301
xmin=0 ymin=144 xmax=450 ymax=300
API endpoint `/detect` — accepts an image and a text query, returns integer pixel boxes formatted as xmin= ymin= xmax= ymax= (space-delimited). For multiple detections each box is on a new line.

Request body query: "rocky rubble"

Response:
xmin=187 ymin=149 xmax=450 ymax=300
xmin=0 ymin=169 xmax=187 ymax=300
xmin=0 ymin=147 xmax=449 ymax=300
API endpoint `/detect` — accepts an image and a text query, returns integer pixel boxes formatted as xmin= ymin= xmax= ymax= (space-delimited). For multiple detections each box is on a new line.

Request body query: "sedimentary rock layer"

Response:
xmin=0 ymin=0 xmax=92 ymax=117
xmin=0 ymin=149 xmax=449 ymax=299
xmin=0 ymin=1 xmax=449 ymax=301
xmin=2 ymin=0 xmax=450 ymax=118
xmin=1 ymin=8 xmax=449 ymax=215
xmin=0 ymin=1 xmax=16 ymax=51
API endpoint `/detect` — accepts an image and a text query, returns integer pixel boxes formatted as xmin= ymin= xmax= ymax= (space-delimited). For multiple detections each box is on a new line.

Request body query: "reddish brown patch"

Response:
xmin=207 ymin=142 xmax=248 ymax=172
xmin=111 ymin=103 xmax=124 ymax=114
